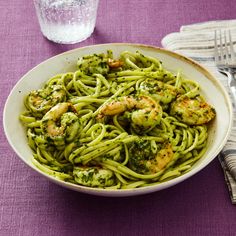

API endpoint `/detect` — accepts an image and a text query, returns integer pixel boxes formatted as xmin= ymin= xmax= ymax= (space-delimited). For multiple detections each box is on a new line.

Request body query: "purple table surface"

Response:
xmin=1 ymin=0 xmax=236 ymax=235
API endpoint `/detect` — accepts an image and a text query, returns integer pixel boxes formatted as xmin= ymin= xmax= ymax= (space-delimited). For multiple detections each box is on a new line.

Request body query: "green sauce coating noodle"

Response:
xmin=20 ymin=50 xmax=216 ymax=189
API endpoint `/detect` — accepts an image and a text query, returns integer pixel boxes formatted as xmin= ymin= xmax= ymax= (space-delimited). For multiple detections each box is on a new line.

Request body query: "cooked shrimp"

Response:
xmin=41 ymin=102 xmax=80 ymax=140
xmin=170 ymin=95 xmax=216 ymax=125
xmin=139 ymin=80 xmax=179 ymax=104
xmin=129 ymin=141 xmax=174 ymax=174
xmin=97 ymin=95 xmax=162 ymax=133
xmin=27 ymin=85 xmax=66 ymax=115
xmin=73 ymin=166 xmax=115 ymax=187
xmin=77 ymin=53 xmax=110 ymax=75
xmin=108 ymin=58 xmax=123 ymax=68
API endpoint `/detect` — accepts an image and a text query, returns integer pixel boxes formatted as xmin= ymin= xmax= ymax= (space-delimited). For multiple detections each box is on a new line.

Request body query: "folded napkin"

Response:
xmin=162 ymin=20 xmax=236 ymax=204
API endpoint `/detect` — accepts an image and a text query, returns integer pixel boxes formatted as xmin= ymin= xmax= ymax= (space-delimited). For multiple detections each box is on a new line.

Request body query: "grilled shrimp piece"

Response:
xmin=77 ymin=52 xmax=123 ymax=75
xmin=170 ymin=96 xmax=216 ymax=125
xmin=139 ymin=80 xmax=179 ymax=104
xmin=129 ymin=140 xmax=174 ymax=174
xmin=73 ymin=166 xmax=115 ymax=187
xmin=41 ymin=102 xmax=80 ymax=141
xmin=77 ymin=53 xmax=110 ymax=75
xmin=108 ymin=58 xmax=124 ymax=68
xmin=97 ymin=95 xmax=162 ymax=133
xmin=27 ymin=85 xmax=66 ymax=115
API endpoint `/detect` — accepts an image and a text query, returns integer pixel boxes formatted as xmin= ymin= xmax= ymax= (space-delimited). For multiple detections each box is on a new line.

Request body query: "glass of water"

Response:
xmin=33 ymin=0 xmax=99 ymax=44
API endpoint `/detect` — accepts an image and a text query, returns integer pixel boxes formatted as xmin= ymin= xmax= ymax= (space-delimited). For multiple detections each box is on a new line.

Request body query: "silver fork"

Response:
xmin=214 ymin=29 xmax=236 ymax=104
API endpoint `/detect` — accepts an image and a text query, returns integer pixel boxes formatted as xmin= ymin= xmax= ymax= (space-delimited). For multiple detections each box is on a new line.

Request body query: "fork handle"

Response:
xmin=225 ymin=70 xmax=236 ymax=106
xmin=230 ymin=86 xmax=236 ymax=106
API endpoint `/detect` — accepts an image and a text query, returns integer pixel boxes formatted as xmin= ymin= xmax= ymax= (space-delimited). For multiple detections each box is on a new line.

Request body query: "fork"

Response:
xmin=214 ymin=29 xmax=236 ymax=104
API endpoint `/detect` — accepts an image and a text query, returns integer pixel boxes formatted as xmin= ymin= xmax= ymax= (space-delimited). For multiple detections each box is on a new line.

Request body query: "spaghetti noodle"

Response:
xmin=20 ymin=50 xmax=216 ymax=189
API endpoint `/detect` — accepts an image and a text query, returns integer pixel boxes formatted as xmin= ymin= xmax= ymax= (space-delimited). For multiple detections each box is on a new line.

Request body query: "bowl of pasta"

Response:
xmin=3 ymin=43 xmax=233 ymax=196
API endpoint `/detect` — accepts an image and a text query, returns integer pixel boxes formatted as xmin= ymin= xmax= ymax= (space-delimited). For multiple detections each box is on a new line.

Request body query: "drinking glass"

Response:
xmin=33 ymin=0 xmax=99 ymax=44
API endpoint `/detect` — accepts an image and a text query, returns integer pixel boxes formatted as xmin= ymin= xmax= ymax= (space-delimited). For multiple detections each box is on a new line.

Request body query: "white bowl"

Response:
xmin=3 ymin=43 xmax=233 ymax=197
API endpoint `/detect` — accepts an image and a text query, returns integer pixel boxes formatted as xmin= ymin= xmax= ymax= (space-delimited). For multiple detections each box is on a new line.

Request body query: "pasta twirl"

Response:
xmin=20 ymin=50 xmax=216 ymax=189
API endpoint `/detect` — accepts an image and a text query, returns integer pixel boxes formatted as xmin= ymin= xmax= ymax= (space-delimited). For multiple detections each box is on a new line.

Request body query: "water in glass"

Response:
xmin=34 ymin=0 xmax=99 ymax=44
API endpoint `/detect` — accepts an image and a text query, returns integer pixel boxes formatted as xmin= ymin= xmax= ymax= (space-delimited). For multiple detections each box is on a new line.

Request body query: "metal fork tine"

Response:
xmin=224 ymin=30 xmax=230 ymax=63
xmin=214 ymin=30 xmax=220 ymax=64
xmin=219 ymin=29 xmax=224 ymax=63
xmin=229 ymin=30 xmax=236 ymax=63
xmin=214 ymin=29 xmax=236 ymax=104
xmin=214 ymin=29 xmax=236 ymax=70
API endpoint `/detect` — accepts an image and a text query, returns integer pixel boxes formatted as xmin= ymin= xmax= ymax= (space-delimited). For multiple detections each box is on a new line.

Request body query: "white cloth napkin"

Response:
xmin=162 ymin=20 xmax=236 ymax=204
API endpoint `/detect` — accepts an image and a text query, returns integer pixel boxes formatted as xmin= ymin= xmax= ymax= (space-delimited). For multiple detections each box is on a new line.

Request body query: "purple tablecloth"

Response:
xmin=1 ymin=1 xmax=236 ymax=235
